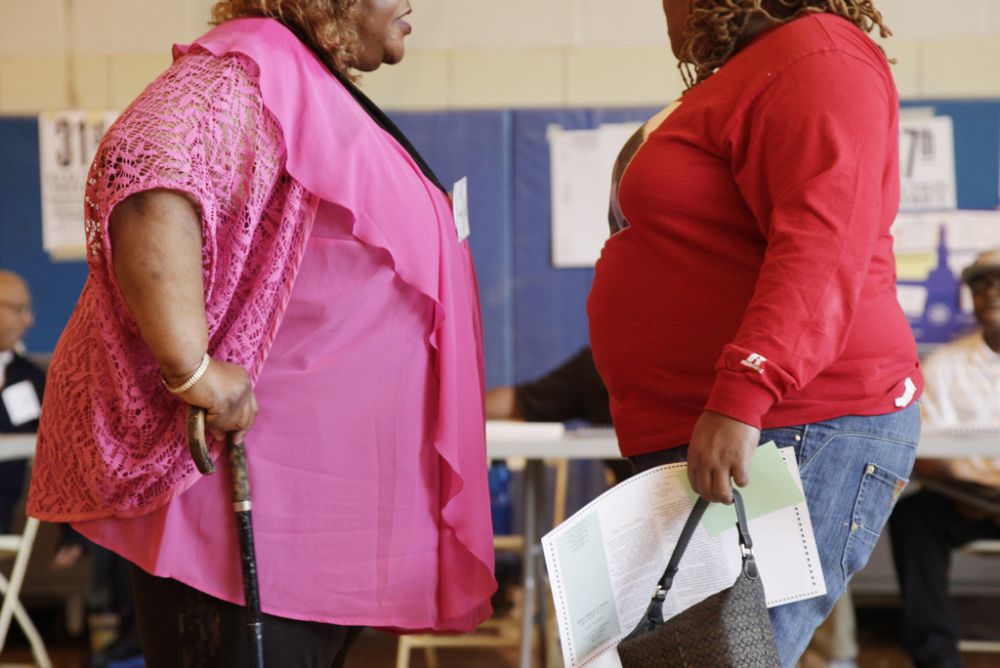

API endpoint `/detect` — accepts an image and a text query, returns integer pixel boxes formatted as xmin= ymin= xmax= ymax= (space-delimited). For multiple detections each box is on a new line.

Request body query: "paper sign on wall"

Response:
xmin=899 ymin=115 xmax=957 ymax=212
xmin=892 ymin=209 xmax=1000 ymax=343
xmin=548 ymin=122 xmax=640 ymax=268
xmin=38 ymin=110 xmax=118 ymax=260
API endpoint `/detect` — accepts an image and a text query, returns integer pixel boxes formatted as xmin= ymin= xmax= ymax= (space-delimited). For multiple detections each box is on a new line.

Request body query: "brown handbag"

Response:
xmin=616 ymin=490 xmax=781 ymax=667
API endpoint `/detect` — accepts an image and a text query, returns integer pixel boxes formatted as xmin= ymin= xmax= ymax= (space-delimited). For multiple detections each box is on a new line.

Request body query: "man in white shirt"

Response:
xmin=889 ymin=249 xmax=1000 ymax=668
xmin=0 ymin=270 xmax=45 ymax=534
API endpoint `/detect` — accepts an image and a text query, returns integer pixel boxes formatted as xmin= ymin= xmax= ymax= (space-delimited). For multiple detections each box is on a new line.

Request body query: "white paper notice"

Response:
xmin=548 ymin=123 xmax=640 ymax=268
xmin=452 ymin=177 xmax=470 ymax=242
xmin=542 ymin=448 xmax=824 ymax=668
xmin=898 ymin=116 xmax=957 ymax=212
xmin=1 ymin=381 xmax=41 ymax=426
xmin=896 ymin=284 xmax=929 ymax=317
xmin=941 ymin=210 xmax=1000 ymax=253
xmin=892 ymin=210 xmax=1000 ymax=276
xmin=38 ymin=110 xmax=118 ymax=260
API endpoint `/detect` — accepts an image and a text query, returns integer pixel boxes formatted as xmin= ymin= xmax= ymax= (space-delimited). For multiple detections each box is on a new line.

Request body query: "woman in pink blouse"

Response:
xmin=28 ymin=1 xmax=496 ymax=665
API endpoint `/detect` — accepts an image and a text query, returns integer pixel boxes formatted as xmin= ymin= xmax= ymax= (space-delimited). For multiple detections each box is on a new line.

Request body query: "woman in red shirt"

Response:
xmin=589 ymin=2 xmax=921 ymax=664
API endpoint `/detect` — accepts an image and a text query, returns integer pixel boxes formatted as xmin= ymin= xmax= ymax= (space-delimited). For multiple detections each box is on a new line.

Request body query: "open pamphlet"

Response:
xmin=542 ymin=443 xmax=825 ymax=668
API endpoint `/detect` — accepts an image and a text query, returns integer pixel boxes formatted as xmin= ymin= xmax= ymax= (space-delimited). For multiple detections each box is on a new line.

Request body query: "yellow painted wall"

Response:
xmin=0 ymin=0 xmax=998 ymax=113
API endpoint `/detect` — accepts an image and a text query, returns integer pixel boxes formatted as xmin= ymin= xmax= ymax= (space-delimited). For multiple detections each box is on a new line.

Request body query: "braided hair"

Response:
xmin=211 ymin=0 xmax=363 ymax=79
xmin=679 ymin=0 xmax=891 ymax=87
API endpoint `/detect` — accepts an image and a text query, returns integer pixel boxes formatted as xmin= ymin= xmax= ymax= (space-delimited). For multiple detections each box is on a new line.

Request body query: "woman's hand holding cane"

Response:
xmin=168 ymin=357 xmax=258 ymax=444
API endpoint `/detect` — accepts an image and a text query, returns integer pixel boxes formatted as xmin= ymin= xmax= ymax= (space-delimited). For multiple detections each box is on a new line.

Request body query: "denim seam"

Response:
xmin=798 ymin=430 xmax=918 ymax=473
xmin=840 ymin=461 xmax=909 ymax=579
xmin=841 ymin=465 xmax=872 ymax=580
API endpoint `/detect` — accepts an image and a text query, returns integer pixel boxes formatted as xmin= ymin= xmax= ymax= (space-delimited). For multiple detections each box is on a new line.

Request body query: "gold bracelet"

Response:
xmin=163 ymin=353 xmax=211 ymax=394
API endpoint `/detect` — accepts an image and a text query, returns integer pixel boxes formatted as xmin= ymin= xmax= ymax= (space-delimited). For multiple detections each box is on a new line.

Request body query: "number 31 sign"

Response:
xmin=38 ymin=110 xmax=118 ymax=260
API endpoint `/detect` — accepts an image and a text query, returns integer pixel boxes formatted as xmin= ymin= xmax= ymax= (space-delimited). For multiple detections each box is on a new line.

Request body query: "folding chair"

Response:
xmin=0 ymin=515 xmax=53 ymax=667
xmin=957 ymin=540 xmax=1000 ymax=654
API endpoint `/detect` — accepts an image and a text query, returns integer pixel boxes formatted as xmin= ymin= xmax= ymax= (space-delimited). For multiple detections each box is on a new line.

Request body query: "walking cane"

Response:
xmin=187 ymin=405 xmax=265 ymax=668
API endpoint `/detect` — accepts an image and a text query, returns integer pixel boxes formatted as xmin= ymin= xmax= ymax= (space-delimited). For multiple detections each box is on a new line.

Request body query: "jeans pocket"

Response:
xmin=841 ymin=461 xmax=909 ymax=581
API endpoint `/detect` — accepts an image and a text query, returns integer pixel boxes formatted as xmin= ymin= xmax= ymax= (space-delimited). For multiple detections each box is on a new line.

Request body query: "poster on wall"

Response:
xmin=893 ymin=210 xmax=1000 ymax=345
xmin=38 ymin=110 xmax=118 ymax=260
xmin=548 ymin=122 xmax=640 ymax=268
xmin=898 ymin=115 xmax=957 ymax=212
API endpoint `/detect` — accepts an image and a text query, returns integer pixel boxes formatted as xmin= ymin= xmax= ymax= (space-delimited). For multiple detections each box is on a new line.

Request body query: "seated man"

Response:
xmin=0 ymin=270 xmax=45 ymax=534
xmin=889 ymin=249 xmax=1000 ymax=668
xmin=486 ymin=347 xmax=609 ymax=423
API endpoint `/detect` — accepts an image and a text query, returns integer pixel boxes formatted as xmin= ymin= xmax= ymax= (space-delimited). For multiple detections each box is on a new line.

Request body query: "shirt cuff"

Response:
xmin=704 ymin=369 xmax=780 ymax=430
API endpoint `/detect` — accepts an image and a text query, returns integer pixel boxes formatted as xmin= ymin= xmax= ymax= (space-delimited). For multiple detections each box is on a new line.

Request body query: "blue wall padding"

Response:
xmin=392 ymin=110 xmax=515 ymax=386
xmin=2 ymin=101 xmax=999 ymax=384
xmin=0 ymin=117 xmax=89 ymax=354
xmin=510 ymin=109 xmax=656 ymax=384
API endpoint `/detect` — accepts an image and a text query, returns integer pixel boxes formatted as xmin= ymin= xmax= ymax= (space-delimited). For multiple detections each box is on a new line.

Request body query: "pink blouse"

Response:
xmin=31 ymin=19 xmax=495 ymax=631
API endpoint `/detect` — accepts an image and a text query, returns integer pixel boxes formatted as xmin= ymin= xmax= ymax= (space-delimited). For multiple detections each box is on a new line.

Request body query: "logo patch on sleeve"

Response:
xmin=740 ymin=353 xmax=768 ymax=374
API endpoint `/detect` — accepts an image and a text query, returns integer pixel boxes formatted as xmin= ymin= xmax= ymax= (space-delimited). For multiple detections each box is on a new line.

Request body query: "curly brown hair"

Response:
xmin=211 ymin=0 xmax=362 ymax=77
xmin=680 ymin=0 xmax=892 ymax=87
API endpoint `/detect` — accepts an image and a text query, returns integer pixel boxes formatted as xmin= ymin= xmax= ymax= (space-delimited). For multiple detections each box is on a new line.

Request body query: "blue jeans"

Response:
xmin=630 ymin=404 xmax=920 ymax=668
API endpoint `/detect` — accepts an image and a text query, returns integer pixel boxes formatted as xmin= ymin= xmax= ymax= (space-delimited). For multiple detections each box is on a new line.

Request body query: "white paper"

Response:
xmin=892 ymin=210 xmax=1000 ymax=275
xmin=898 ymin=116 xmax=957 ymax=212
xmin=2 ymin=381 xmax=41 ymax=426
xmin=892 ymin=212 xmax=945 ymax=253
xmin=548 ymin=123 xmax=641 ymax=268
xmin=896 ymin=284 xmax=928 ymax=317
xmin=942 ymin=210 xmax=1000 ymax=252
xmin=38 ymin=110 xmax=118 ymax=260
xmin=452 ymin=177 xmax=470 ymax=242
xmin=543 ymin=448 xmax=824 ymax=668
xmin=485 ymin=420 xmax=566 ymax=441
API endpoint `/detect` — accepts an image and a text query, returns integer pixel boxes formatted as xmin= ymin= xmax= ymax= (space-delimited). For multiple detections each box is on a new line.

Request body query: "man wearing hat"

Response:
xmin=889 ymin=249 xmax=1000 ymax=668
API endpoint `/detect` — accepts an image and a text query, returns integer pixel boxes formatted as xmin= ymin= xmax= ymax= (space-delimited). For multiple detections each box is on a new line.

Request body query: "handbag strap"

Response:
xmin=657 ymin=497 xmax=708 ymax=593
xmin=659 ymin=490 xmax=752 ymax=592
xmin=637 ymin=490 xmax=756 ymax=627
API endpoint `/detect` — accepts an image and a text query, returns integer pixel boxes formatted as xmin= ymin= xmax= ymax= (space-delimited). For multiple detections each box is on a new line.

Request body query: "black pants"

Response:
xmin=889 ymin=490 xmax=1000 ymax=668
xmin=0 ymin=459 xmax=26 ymax=534
xmin=130 ymin=565 xmax=361 ymax=668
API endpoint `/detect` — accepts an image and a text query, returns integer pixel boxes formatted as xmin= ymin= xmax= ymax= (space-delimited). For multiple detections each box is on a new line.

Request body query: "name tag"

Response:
xmin=452 ymin=177 xmax=470 ymax=242
xmin=2 ymin=381 xmax=41 ymax=426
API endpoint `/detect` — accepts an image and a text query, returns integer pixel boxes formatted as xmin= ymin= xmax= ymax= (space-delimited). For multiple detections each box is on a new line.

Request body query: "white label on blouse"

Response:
xmin=452 ymin=177 xmax=470 ymax=242
xmin=2 ymin=381 xmax=41 ymax=426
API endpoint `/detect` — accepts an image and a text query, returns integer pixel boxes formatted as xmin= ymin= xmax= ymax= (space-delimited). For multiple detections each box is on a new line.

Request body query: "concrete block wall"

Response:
xmin=0 ymin=0 xmax=998 ymax=113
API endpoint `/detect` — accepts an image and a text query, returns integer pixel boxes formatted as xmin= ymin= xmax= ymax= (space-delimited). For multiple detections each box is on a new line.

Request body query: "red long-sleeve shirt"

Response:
xmin=588 ymin=13 xmax=923 ymax=456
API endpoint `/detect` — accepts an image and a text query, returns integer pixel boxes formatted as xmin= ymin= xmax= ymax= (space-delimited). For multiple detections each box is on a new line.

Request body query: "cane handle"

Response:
xmin=186 ymin=405 xmax=216 ymax=475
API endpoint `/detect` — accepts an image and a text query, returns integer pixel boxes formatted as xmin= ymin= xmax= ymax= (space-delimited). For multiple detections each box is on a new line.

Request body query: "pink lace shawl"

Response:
xmin=30 ymin=48 xmax=314 ymax=518
xmin=29 ymin=19 xmax=494 ymax=626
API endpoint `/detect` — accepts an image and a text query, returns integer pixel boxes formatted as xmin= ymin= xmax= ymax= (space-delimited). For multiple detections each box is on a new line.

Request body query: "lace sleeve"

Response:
xmin=84 ymin=49 xmax=274 ymax=325
xmin=29 ymin=40 xmax=316 ymax=520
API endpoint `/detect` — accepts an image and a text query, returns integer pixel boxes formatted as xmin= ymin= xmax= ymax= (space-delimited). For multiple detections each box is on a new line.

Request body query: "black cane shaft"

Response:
xmin=248 ymin=621 xmax=264 ymax=667
xmin=235 ymin=510 xmax=262 ymax=619
xmin=229 ymin=437 xmax=264 ymax=668
xmin=235 ymin=509 xmax=264 ymax=667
